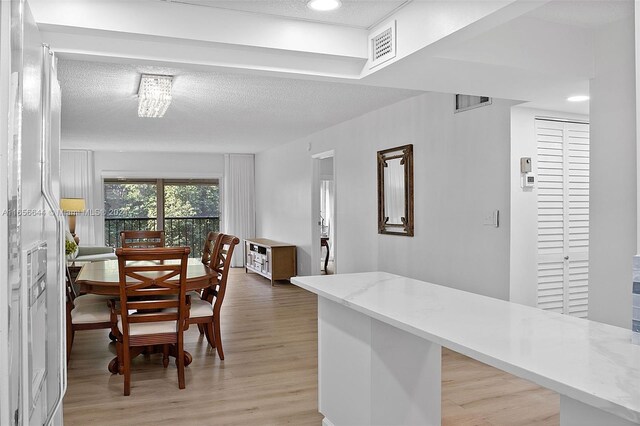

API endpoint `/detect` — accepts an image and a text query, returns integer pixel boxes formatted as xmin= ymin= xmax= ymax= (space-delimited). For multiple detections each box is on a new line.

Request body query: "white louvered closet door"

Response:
xmin=536 ymin=119 xmax=590 ymax=318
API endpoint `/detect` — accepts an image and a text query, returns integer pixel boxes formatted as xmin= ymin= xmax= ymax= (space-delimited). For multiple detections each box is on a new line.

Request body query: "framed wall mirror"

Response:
xmin=377 ymin=144 xmax=414 ymax=236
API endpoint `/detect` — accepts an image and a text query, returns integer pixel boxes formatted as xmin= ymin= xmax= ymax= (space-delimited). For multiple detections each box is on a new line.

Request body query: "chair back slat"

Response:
xmin=127 ymin=313 xmax=180 ymax=324
xmin=124 ymin=269 xmax=181 ymax=290
xmin=123 ymin=264 xmax=181 ymax=273
xmin=120 ymin=230 xmax=165 ymax=248
xmin=126 ymin=299 xmax=182 ymax=311
xmin=116 ymin=247 xmax=190 ymax=337
xmin=201 ymin=231 xmax=221 ymax=265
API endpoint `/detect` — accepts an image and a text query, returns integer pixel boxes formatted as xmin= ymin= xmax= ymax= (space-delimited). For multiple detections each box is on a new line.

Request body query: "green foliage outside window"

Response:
xmin=104 ymin=180 xmax=219 ymax=258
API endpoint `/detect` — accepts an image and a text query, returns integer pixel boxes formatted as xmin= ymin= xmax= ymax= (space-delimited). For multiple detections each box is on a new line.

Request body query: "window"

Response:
xmin=104 ymin=179 xmax=219 ymax=258
xmin=455 ymin=94 xmax=492 ymax=113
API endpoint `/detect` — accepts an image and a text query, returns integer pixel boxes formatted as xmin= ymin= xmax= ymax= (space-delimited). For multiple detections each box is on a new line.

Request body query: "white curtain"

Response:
xmin=223 ymin=154 xmax=256 ymax=267
xmin=60 ymin=150 xmax=96 ymax=245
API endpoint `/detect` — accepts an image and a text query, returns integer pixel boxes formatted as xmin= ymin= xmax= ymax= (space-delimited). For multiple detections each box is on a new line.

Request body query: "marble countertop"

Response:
xmin=292 ymin=272 xmax=640 ymax=423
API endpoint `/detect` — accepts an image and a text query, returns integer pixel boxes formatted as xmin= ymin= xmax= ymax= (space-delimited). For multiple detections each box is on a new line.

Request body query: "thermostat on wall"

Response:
xmin=523 ymin=174 xmax=535 ymax=188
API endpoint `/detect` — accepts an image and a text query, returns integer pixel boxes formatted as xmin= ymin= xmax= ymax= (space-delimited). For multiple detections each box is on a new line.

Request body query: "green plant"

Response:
xmin=65 ymin=239 xmax=77 ymax=256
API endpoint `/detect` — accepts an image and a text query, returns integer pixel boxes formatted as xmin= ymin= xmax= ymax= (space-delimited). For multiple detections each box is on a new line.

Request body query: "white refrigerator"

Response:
xmin=1 ymin=0 xmax=66 ymax=424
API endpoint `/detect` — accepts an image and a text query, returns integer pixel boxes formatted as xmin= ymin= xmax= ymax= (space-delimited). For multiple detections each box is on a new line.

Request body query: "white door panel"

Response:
xmin=536 ymin=119 xmax=590 ymax=318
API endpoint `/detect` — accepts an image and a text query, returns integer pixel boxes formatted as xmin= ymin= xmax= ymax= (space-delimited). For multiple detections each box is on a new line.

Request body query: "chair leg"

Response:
xmin=123 ymin=345 xmax=131 ymax=396
xmin=204 ymin=323 xmax=216 ymax=350
xmin=66 ymin=304 xmax=74 ymax=363
xmin=113 ymin=335 xmax=124 ymax=375
xmin=213 ymin=316 xmax=224 ymax=360
xmin=197 ymin=324 xmax=205 ymax=335
xmin=162 ymin=345 xmax=169 ymax=368
xmin=177 ymin=338 xmax=185 ymax=390
xmin=67 ymin=326 xmax=74 ymax=364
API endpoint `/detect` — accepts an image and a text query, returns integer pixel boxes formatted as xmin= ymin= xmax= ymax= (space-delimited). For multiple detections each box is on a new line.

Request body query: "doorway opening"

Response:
xmin=312 ymin=151 xmax=336 ymax=276
xmin=319 ymin=158 xmax=335 ymax=274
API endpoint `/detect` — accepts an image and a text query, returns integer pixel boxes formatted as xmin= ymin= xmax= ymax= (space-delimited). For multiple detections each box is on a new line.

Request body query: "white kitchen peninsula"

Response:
xmin=291 ymin=272 xmax=640 ymax=426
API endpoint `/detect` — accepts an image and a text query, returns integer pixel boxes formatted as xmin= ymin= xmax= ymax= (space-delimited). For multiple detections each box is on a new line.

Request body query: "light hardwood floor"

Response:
xmin=64 ymin=269 xmax=559 ymax=425
xmin=442 ymin=351 xmax=559 ymax=425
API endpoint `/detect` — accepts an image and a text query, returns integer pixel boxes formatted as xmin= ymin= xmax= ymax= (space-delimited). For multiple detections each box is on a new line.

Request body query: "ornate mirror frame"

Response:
xmin=377 ymin=144 xmax=414 ymax=236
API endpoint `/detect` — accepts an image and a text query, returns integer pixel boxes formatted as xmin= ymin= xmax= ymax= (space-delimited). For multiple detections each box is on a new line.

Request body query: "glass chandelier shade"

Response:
xmin=138 ymin=74 xmax=173 ymax=118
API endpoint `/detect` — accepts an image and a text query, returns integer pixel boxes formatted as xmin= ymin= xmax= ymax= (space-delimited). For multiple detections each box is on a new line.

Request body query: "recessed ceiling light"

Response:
xmin=567 ymin=95 xmax=589 ymax=102
xmin=307 ymin=0 xmax=342 ymax=11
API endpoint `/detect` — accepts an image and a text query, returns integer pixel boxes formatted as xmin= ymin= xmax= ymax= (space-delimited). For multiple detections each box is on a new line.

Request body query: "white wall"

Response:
xmin=255 ymin=141 xmax=318 ymax=275
xmin=256 ymin=92 xmax=517 ymax=300
xmin=589 ymin=15 xmax=637 ymax=328
xmin=509 ymin=107 xmax=588 ymax=307
xmin=88 ymin=150 xmax=224 ymax=244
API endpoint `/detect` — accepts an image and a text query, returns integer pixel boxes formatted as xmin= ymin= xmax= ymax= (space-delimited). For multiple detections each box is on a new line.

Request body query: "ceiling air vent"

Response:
xmin=369 ymin=20 xmax=396 ymax=69
xmin=455 ymin=94 xmax=492 ymax=113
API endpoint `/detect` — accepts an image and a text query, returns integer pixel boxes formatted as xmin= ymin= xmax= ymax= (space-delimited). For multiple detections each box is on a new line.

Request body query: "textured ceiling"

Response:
xmin=527 ymin=0 xmax=632 ymax=28
xmin=57 ymin=59 xmax=422 ymax=153
xmin=161 ymin=0 xmax=409 ymax=29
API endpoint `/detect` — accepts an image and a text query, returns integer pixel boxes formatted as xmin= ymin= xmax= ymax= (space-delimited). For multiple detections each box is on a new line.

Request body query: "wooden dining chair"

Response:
xmin=65 ymin=267 xmax=113 ymax=363
xmin=193 ymin=231 xmax=221 ymax=333
xmin=120 ymin=230 xmax=165 ymax=248
xmin=188 ymin=234 xmax=239 ymax=360
xmin=109 ymin=246 xmax=191 ymax=396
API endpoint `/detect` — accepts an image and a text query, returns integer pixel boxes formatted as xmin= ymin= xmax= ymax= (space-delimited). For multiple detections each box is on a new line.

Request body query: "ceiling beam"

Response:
xmin=30 ymin=0 xmax=368 ymax=58
xmin=42 ymin=26 xmax=366 ymax=79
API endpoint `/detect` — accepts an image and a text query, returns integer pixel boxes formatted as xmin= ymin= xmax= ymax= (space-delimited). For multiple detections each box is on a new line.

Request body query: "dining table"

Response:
xmin=75 ymin=258 xmax=218 ymax=373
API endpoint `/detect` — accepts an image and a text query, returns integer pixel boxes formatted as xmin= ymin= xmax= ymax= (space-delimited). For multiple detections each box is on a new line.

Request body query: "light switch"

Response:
xmin=484 ymin=210 xmax=500 ymax=227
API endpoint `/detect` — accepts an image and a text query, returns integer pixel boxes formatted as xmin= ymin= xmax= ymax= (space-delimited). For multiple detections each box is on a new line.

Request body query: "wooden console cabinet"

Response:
xmin=245 ymin=238 xmax=297 ymax=285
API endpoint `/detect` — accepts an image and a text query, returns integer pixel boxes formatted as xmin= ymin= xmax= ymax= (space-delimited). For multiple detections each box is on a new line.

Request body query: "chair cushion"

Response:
xmin=187 ymin=291 xmax=202 ymax=299
xmin=189 ymin=299 xmax=213 ymax=318
xmin=74 ymin=252 xmax=117 ymax=262
xmin=117 ymin=319 xmax=177 ymax=336
xmin=71 ymin=304 xmax=111 ymax=324
xmin=76 ymin=246 xmax=115 ymax=256
xmin=73 ymin=294 xmax=112 ymax=307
